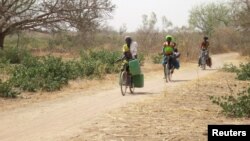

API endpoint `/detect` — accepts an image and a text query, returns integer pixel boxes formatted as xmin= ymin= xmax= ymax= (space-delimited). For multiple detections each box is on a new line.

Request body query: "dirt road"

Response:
xmin=0 ymin=53 xmax=240 ymax=141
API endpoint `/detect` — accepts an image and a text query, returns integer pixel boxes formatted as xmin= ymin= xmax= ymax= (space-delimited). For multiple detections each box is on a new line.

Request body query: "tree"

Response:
xmin=136 ymin=12 xmax=159 ymax=51
xmin=231 ymin=0 xmax=250 ymax=30
xmin=0 ymin=0 xmax=115 ymax=49
xmin=162 ymin=16 xmax=172 ymax=32
xmin=189 ymin=2 xmax=232 ymax=35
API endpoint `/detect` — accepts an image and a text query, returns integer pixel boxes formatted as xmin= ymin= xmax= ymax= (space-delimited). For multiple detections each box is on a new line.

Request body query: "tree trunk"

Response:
xmin=0 ymin=33 xmax=5 ymax=50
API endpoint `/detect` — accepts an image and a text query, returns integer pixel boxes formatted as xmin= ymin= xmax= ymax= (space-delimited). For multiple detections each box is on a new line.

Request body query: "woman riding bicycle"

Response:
xmin=162 ymin=35 xmax=180 ymax=78
xmin=115 ymin=36 xmax=137 ymax=85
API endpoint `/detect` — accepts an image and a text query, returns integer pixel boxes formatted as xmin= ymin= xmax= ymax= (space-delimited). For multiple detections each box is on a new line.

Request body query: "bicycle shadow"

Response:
xmin=200 ymin=68 xmax=218 ymax=71
xmin=171 ymin=79 xmax=190 ymax=83
xmin=130 ymin=92 xmax=156 ymax=96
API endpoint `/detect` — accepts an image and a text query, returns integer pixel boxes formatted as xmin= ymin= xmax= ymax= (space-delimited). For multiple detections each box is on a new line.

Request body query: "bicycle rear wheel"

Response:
xmin=201 ymin=56 xmax=206 ymax=70
xmin=129 ymin=82 xmax=135 ymax=94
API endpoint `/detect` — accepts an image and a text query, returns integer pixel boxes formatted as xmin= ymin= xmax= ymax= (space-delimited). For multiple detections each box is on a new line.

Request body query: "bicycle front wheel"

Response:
xmin=120 ymin=71 xmax=128 ymax=96
xmin=165 ymin=64 xmax=172 ymax=82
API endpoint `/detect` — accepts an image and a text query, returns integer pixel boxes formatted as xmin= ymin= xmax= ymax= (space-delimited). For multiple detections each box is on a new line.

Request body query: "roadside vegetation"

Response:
xmin=0 ymin=47 xmax=128 ymax=97
xmin=210 ymin=61 xmax=250 ymax=117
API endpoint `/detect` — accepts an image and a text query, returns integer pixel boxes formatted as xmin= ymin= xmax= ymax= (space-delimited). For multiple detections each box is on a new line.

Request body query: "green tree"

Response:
xmin=189 ymin=2 xmax=232 ymax=35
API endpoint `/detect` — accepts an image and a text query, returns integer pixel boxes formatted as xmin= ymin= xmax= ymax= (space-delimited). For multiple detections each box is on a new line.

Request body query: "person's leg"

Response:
xmin=126 ymin=64 xmax=131 ymax=85
xmin=170 ymin=56 xmax=176 ymax=74
xmin=163 ymin=64 xmax=166 ymax=78
xmin=208 ymin=50 xmax=212 ymax=67
xmin=162 ymin=56 xmax=167 ymax=78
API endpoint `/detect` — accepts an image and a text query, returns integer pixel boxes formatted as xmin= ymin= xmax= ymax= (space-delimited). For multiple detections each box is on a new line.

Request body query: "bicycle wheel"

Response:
xmin=129 ymin=76 xmax=135 ymax=94
xmin=165 ymin=64 xmax=172 ymax=82
xmin=201 ymin=56 xmax=206 ymax=70
xmin=120 ymin=71 xmax=128 ymax=96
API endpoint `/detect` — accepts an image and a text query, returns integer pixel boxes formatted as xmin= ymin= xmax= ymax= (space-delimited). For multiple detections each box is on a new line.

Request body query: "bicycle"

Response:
xmin=116 ymin=57 xmax=135 ymax=96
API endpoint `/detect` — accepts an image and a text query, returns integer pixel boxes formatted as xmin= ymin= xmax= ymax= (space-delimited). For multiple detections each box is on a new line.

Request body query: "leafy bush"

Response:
xmin=237 ymin=62 xmax=250 ymax=80
xmin=0 ymin=80 xmax=19 ymax=98
xmin=0 ymin=49 xmax=135 ymax=96
xmin=8 ymin=50 xmax=123 ymax=92
xmin=221 ymin=63 xmax=239 ymax=73
xmin=80 ymin=50 xmax=121 ymax=74
xmin=151 ymin=54 xmax=162 ymax=64
xmin=210 ymin=87 xmax=250 ymax=118
xmin=11 ymin=56 xmax=70 ymax=92
xmin=222 ymin=62 xmax=250 ymax=81
xmin=138 ymin=53 xmax=145 ymax=65
xmin=0 ymin=47 xmax=30 ymax=64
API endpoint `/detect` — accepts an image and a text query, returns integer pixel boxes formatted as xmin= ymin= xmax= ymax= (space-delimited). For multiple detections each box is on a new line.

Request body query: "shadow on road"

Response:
xmin=171 ymin=79 xmax=190 ymax=83
xmin=130 ymin=92 xmax=156 ymax=96
xmin=200 ymin=68 xmax=219 ymax=71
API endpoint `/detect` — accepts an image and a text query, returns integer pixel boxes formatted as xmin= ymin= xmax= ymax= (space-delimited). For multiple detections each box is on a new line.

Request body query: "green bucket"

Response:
xmin=132 ymin=74 xmax=144 ymax=88
xmin=129 ymin=59 xmax=141 ymax=76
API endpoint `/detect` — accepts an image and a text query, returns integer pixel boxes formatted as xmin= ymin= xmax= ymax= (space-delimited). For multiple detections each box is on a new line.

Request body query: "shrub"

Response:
xmin=151 ymin=54 xmax=162 ymax=64
xmin=221 ymin=62 xmax=250 ymax=81
xmin=210 ymin=87 xmax=250 ymax=118
xmin=237 ymin=62 xmax=250 ymax=81
xmin=0 ymin=49 xmax=136 ymax=95
xmin=11 ymin=56 xmax=69 ymax=92
xmin=0 ymin=80 xmax=19 ymax=98
xmin=221 ymin=63 xmax=239 ymax=73
xmin=80 ymin=50 xmax=121 ymax=74
xmin=138 ymin=53 xmax=145 ymax=65
xmin=9 ymin=50 xmax=122 ymax=92
xmin=0 ymin=47 xmax=30 ymax=64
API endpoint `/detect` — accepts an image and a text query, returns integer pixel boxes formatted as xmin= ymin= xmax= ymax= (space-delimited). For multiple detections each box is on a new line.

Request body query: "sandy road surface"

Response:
xmin=0 ymin=53 xmax=240 ymax=141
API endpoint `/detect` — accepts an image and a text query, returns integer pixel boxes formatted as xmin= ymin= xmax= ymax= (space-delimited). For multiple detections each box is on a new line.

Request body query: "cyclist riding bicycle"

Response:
xmin=198 ymin=36 xmax=211 ymax=67
xmin=162 ymin=35 xmax=180 ymax=78
xmin=116 ymin=36 xmax=137 ymax=85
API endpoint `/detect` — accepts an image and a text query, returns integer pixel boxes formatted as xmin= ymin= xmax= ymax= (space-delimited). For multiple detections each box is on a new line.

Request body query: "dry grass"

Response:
xmin=72 ymin=72 xmax=250 ymax=141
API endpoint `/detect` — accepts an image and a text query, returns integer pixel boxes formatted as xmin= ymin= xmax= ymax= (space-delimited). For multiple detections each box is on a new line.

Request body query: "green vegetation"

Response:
xmin=0 ymin=47 xmax=30 ymax=64
xmin=221 ymin=63 xmax=239 ymax=73
xmin=0 ymin=48 xmax=128 ymax=97
xmin=237 ymin=62 xmax=250 ymax=81
xmin=0 ymin=80 xmax=19 ymax=98
xmin=211 ymin=61 xmax=250 ymax=117
xmin=210 ymin=88 xmax=250 ymax=118
xmin=222 ymin=62 xmax=250 ymax=80
xmin=151 ymin=54 xmax=162 ymax=64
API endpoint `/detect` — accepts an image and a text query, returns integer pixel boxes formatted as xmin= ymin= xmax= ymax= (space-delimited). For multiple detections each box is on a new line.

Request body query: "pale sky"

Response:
xmin=108 ymin=0 xmax=227 ymax=32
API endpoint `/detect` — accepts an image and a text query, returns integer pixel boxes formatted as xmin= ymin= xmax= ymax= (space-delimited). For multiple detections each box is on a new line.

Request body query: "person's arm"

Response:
xmin=174 ymin=48 xmax=181 ymax=58
xmin=115 ymin=55 xmax=126 ymax=63
xmin=160 ymin=46 xmax=165 ymax=55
